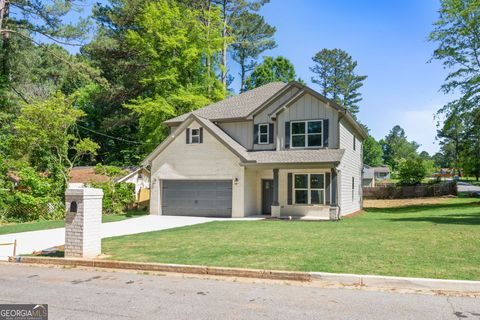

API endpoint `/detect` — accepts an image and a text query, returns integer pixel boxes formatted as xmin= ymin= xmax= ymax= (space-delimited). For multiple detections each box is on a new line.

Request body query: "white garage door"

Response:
xmin=162 ymin=180 xmax=232 ymax=217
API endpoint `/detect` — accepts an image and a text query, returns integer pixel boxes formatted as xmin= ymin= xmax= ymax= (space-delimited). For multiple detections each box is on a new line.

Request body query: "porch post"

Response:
xmin=271 ymin=168 xmax=280 ymax=217
xmin=329 ymin=168 xmax=340 ymax=220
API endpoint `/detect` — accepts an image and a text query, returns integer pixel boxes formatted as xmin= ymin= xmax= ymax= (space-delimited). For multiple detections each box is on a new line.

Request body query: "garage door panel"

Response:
xmin=162 ymin=180 xmax=232 ymax=217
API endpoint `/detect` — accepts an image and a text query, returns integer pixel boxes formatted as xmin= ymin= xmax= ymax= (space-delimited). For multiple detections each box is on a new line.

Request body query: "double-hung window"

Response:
xmin=258 ymin=124 xmax=269 ymax=144
xmin=291 ymin=120 xmax=323 ymax=148
xmin=190 ymin=128 xmax=200 ymax=144
xmin=293 ymin=173 xmax=325 ymax=205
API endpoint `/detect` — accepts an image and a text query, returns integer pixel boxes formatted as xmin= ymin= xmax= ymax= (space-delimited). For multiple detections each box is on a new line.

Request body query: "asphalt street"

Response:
xmin=0 ymin=263 xmax=479 ymax=320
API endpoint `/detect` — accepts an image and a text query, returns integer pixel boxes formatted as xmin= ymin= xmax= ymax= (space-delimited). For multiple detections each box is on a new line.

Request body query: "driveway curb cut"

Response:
xmin=9 ymin=256 xmax=480 ymax=294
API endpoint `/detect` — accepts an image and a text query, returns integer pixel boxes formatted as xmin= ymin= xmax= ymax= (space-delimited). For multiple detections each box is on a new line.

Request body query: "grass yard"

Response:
xmin=0 ymin=209 xmax=147 ymax=235
xmin=103 ymin=198 xmax=480 ymax=280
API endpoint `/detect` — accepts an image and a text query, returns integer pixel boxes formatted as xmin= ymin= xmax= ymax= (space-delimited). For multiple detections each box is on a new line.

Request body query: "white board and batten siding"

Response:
xmin=252 ymin=86 xmax=301 ymax=151
xmin=149 ymin=120 xmax=245 ymax=217
xmin=338 ymin=118 xmax=363 ymax=216
xmin=276 ymin=93 xmax=339 ymax=150
xmin=218 ymin=121 xmax=253 ymax=150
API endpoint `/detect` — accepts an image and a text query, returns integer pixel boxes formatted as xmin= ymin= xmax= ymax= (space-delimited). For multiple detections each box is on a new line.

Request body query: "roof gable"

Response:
xmin=143 ymin=114 xmax=250 ymax=165
xmin=164 ymin=82 xmax=288 ymax=124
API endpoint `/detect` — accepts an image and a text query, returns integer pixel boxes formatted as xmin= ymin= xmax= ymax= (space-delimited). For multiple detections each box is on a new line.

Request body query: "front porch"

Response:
xmin=243 ymin=164 xmax=340 ymax=220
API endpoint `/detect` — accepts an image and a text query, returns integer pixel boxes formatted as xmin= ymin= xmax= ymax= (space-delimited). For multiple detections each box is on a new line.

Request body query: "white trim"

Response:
xmin=293 ymin=173 xmax=326 ymax=205
xmin=290 ymin=120 xmax=323 ymax=149
xmin=258 ymin=123 xmax=269 ymax=144
xmin=190 ymin=128 xmax=200 ymax=144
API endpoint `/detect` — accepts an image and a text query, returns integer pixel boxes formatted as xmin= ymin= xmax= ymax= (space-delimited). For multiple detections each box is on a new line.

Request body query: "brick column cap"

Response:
xmin=65 ymin=187 xmax=104 ymax=197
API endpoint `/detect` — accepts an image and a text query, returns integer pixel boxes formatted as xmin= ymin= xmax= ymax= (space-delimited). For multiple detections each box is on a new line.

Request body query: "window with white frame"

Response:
xmin=293 ymin=173 xmax=325 ymax=205
xmin=258 ymin=123 xmax=269 ymax=144
xmin=353 ymin=135 xmax=356 ymax=151
xmin=291 ymin=120 xmax=323 ymax=148
xmin=190 ymin=128 xmax=200 ymax=144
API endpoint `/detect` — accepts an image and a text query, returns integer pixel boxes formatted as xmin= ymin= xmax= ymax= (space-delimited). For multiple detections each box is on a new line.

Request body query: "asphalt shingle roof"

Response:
xmin=246 ymin=149 xmax=345 ymax=164
xmin=164 ymin=82 xmax=287 ymax=124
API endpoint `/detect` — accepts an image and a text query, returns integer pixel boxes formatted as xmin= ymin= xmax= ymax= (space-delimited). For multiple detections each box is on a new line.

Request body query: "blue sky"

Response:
xmin=65 ymin=0 xmax=453 ymax=154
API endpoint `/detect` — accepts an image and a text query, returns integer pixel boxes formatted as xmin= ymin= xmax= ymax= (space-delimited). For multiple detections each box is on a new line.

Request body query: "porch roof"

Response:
xmin=242 ymin=149 xmax=345 ymax=166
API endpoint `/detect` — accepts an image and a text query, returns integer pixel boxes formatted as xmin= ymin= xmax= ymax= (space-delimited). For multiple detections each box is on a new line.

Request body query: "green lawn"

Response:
xmin=0 ymin=210 xmax=147 ymax=235
xmin=103 ymin=198 xmax=480 ymax=280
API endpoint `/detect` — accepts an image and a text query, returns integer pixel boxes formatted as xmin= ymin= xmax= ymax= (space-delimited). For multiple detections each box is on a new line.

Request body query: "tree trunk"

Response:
xmin=220 ymin=0 xmax=228 ymax=90
xmin=205 ymin=0 xmax=212 ymax=96
xmin=239 ymin=54 xmax=246 ymax=92
xmin=1 ymin=0 xmax=10 ymax=85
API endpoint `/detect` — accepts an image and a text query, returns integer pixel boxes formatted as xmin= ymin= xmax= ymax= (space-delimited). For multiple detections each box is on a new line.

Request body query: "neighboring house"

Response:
xmin=68 ymin=166 xmax=110 ymax=188
xmin=143 ymin=81 xmax=367 ymax=219
xmin=362 ymin=165 xmax=375 ymax=187
xmin=69 ymin=166 xmax=151 ymax=204
xmin=115 ymin=167 xmax=150 ymax=204
xmin=372 ymin=166 xmax=390 ymax=180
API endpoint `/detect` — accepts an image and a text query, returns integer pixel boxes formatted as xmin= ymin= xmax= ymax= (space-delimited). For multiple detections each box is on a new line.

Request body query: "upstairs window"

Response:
xmin=353 ymin=135 xmax=356 ymax=151
xmin=186 ymin=128 xmax=203 ymax=144
xmin=291 ymin=120 xmax=323 ymax=148
xmin=258 ymin=124 xmax=269 ymax=144
xmin=190 ymin=129 xmax=200 ymax=144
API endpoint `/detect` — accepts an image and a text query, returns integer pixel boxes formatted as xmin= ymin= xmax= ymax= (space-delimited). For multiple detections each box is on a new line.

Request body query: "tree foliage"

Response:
xmin=380 ymin=125 xmax=419 ymax=171
xmin=310 ymin=48 xmax=367 ymax=116
xmin=430 ymin=0 xmax=480 ymax=179
xmin=397 ymin=158 xmax=429 ymax=186
xmin=244 ymin=56 xmax=297 ymax=89
xmin=363 ymin=135 xmax=384 ymax=167
xmin=230 ymin=11 xmax=276 ymax=92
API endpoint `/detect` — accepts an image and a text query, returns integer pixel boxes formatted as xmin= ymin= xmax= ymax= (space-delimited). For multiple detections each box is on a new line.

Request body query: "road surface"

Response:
xmin=0 ymin=263 xmax=478 ymax=320
xmin=457 ymin=182 xmax=480 ymax=195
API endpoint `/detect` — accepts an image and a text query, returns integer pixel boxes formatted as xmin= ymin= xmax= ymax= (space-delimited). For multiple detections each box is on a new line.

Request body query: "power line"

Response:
xmin=76 ymin=124 xmax=148 ymax=145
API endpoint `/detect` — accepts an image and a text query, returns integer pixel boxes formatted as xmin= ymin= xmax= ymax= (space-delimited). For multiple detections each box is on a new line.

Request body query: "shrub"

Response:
xmin=398 ymin=158 xmax=428 ymax=186
xmin=94 ymin=163 xmax=127 ymax=178
xmin=89 ymin=181 xmax=135 ymax=215
xmin=0 ymin=167 xmax=65 ymax=223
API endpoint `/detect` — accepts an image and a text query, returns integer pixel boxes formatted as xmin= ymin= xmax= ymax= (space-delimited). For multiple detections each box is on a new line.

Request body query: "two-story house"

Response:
xmin=142 ymin=81 xmax=367 ymax=220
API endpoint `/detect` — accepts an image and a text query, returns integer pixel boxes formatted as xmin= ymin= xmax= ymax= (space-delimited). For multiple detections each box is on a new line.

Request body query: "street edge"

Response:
xmin=8 ymin=256 xmax=480 ymax=294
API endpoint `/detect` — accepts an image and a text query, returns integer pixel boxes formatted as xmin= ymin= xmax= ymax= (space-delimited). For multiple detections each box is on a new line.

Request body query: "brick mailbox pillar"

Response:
xmin=65 ymin=188 xmax=103 ymax=258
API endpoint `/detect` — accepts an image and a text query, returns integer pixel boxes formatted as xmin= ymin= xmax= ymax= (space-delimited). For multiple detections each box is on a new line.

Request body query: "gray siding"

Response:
xmin=338 ymin=118 xmax=362 ymax=215
xmin=252 ymin=86 xmax=300 ymax=151
xmin=218 ymin=121 xmax=253 ymax=150
xmin=276 ymin=93 xmax=339 ymax=150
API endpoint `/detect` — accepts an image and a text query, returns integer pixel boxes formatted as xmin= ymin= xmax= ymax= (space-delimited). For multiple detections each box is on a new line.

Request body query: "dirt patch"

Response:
xmin=343 ymin=210 xmax=364 ymax=219
xmin=363 ymin=197 xmax=451 ymax=209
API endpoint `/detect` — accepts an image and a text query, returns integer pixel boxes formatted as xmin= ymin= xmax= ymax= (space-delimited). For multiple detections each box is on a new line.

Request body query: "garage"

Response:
xmin=162 ymin=180 xmax=232 ymax=217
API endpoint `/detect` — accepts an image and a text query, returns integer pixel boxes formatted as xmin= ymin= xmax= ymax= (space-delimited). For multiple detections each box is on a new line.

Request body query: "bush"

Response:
xmin=0 ymin=167 xmax=65 ymax=223
xmin=94 ymin=163 xmax=126 ymax=177
xmin=398 ymin=158 xmax=428 ymax=186
xmin=89 ymin=181 xmax=135 ymax=215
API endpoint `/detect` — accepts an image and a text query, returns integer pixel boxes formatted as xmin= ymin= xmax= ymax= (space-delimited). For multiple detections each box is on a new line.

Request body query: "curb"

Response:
xmin=8 ymin=256 xmax=480 ymax=294
xmin=311 ymin=272 xmax=480 ymax=294
xmin=9 ymin=256 xmax=310 ymax=282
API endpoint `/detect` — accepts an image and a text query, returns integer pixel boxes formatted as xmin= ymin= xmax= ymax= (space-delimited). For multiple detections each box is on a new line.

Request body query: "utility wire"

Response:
xmin=76 ymin=124 xmax=149 ymax=145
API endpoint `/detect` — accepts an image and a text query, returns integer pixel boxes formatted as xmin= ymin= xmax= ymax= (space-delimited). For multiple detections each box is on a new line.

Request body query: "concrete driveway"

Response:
xmin=0 ymin=215 xmax=262 ymax=259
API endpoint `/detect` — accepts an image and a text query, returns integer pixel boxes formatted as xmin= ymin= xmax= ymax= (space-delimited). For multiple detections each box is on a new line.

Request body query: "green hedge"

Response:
xmin=89 ymin=181 xmax=135 ymax=215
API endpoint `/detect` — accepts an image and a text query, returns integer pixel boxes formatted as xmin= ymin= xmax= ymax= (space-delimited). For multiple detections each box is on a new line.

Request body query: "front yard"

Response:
xmin=0 ymin=209 xmax=147 ymax=235
xmin=103 ymin=198 xmax=480 ymax=280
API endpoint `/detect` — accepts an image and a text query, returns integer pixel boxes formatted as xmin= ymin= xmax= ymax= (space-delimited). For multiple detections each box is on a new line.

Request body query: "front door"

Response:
xmin=262 ymin=179 xmax=274 ymax=215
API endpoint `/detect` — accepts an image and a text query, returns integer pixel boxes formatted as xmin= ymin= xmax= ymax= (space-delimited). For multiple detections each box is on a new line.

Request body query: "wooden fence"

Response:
xmin=363 ymin=182 xmax=457 ymax=199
